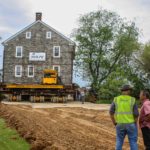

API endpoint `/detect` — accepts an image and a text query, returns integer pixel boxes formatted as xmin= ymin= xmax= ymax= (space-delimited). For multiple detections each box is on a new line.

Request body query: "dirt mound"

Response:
xmin=0 ymin=104 xmax=144 ymax=150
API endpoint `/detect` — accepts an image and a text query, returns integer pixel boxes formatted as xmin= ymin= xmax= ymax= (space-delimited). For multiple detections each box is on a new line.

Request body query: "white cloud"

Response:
xmin=101 ymin=0 xmax=150 ymax=42
xmin=26 ymin=0 xmax=100 ymax=37
xmin=19 ymin=0 xmax=150 ymax=42
xmin=1 ymin=0 xmax=150 ymax=42
xmin=0 ymin=0 xmax=31 ymax=38
xmin=0 ymin=26 xmax=14 ymax=35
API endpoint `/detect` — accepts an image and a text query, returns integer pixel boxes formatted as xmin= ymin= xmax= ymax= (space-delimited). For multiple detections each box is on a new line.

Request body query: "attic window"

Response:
xmin=26 ymin=32 xmax=31 ymax=39
xmin=46 ymin=31 xmax=51 ymax=39
xmin=53 ymin=46 xmax=60 ymax=58
xmin=16 ymin=46 xmax=23 ymax=58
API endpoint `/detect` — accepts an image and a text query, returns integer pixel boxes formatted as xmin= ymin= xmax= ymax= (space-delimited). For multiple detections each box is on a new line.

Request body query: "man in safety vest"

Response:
xmin=109 ymin=85 xmax=139 ymax=150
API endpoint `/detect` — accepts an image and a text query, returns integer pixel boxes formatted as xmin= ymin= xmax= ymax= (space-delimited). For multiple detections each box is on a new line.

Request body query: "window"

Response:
xmin=28 ymin=65 xmax=34 ymax=77
xmin=15 ymin=65 xmax=22 ymax=77
xmin=26 ymin=32 xmax=31 ymax=39
xmin=46 ymin=31 xmax=51 ymax=39
xmin=53 ymin=65 xmax=60 ymax=76
xmin=16 ymin=46 xmax=23 ymax=58
xmin=53 ymin=46 xmax=60 ymax=57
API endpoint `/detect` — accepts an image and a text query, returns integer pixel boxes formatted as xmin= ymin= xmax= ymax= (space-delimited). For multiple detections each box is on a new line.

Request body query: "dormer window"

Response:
xmin=26 ymin=32 xmax=31 ymax=39
xmin=46 ymin=31 xmax=51 ymax=39
xmin=16 ymin=46 xmax=23 ymax=58
xmin=53 ymin=46 xmax=60 ymax=58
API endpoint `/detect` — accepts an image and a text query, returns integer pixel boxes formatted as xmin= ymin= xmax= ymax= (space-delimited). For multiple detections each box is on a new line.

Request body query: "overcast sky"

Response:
xmin=0 ymin=0 xmax=150 ymax=86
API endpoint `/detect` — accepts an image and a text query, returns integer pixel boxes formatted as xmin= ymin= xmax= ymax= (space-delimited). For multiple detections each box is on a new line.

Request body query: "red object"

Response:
xmin=139 ymin=99 xmax=150 ymax=129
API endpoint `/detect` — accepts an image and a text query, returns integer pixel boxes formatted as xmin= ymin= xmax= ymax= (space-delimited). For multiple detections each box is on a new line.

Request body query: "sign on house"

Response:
xmin=29 ymin=52 xmax=46 ymax=61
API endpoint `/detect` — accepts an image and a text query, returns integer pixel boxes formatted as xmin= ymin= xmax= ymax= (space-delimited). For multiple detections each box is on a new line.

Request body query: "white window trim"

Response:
xmin=16 ymin=46 xmax=23 ymax=58
xmin=46 ymin=31 xmax=51 ymax=39
xmin=53 ymin=65 xmax=60 ymax=76
xmin=26 ymin=32 xmax=31 ymax=39
xmin=28 ymin=65 xmax=34 ymax=77
xmin=15 ymin=65 xmax=22 ymax=77
xmin=53 ymin=46 xmax=60 ymax=58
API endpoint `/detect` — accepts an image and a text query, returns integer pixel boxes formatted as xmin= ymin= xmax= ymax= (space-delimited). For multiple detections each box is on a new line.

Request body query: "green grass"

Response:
xmin=96 ymin=100 xmax=112 ymax=104
xmin=0 ymin=118 xmax=30 ymax=150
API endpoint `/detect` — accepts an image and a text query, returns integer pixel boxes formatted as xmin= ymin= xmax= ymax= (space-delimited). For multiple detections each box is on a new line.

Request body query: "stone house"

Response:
xmin=2 ymin=13 xmax=75 ymax=85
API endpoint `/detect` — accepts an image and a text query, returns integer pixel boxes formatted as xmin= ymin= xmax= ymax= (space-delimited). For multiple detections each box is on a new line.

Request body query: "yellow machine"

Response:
xmin=43 ymin=69 xmax=58 ymax=84
xmin=5 ymin=69 xmax=63 ymax=89
xmin=1 ymin=69 xmax=76 ymax=103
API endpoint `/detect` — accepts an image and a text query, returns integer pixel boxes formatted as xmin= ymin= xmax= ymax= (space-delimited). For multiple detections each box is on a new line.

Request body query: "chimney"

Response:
xmin=36 ymin=12 xmax=42 ymax=21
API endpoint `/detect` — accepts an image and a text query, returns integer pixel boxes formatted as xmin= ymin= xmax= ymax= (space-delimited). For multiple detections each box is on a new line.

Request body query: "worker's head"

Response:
xmin=121 ymin=85 xmax=132 ymax=95
xmin=139 ymin=90 xmax=150 ymax=101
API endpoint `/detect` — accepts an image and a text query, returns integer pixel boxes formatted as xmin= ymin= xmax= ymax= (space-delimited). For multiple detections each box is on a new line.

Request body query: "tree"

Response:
xmin=140 ymin=43 xmax=150 ymax=76
xmin=133 ymin=42 xmax=150 ymax=88
xmin=73 ymin=9 xmax=140 ymax=98
xmin=99 ymin=67 xmax=127 ymax=100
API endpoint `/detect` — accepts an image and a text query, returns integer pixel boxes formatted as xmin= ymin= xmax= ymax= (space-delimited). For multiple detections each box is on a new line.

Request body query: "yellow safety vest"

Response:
xmin=114 ymin=95 xmax=135 ymax=124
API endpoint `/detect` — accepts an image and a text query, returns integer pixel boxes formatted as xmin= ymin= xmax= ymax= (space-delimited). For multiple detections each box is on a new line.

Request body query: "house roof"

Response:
xmin=2 ymin=20 xmax=75 ymax=45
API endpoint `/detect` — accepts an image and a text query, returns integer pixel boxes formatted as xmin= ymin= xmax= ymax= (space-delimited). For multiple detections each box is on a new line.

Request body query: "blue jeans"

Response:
xmin=116 ymin=123 xmax=138 ymax=150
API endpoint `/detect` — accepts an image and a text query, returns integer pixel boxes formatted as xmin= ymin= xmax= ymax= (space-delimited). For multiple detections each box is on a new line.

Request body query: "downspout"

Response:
xmin=71 ymin=44 xmax=76 ymax=84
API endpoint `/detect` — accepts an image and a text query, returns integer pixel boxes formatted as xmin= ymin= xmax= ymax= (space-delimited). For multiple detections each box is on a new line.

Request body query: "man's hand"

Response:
xmin=144 ymin=114 xmax=150 ymax=122
xmin=110 ymin=114 xmax=117 ymax=126
xmin=113 ymin=122 xmax=117 ymax=126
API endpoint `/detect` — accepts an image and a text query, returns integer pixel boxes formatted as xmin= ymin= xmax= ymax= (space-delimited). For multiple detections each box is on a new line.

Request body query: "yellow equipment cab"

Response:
xmin=43 ymin=69 xmax=58 ymax=84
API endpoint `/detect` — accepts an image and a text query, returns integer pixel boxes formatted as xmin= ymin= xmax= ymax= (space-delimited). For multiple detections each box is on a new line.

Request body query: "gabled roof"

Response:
xmin=2 ymin=20 xmax=75 ymax=45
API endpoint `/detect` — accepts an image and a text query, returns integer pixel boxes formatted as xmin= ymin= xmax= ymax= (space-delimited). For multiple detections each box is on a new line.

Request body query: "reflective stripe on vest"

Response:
xmin=114 ymin=96 xmax=135 ymax=123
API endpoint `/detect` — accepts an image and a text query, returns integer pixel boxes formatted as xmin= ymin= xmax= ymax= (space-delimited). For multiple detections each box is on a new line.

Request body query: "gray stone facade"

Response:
xmin=2 ymin=15 xmax=75 ymax=85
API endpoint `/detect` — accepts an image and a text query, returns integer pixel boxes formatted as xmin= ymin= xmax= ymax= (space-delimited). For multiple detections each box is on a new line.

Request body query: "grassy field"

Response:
xmin=0 ymin=118 xmax=30 ymax=150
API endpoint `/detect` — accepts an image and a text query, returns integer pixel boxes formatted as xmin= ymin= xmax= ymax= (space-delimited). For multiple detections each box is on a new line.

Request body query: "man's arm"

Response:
xmin=109 ymin=102 xmax=116 ymax=126
xmin=133 ymin=103 xmax=139 ymax=123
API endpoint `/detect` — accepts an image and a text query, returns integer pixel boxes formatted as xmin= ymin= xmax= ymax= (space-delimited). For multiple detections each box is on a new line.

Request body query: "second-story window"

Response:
xmin=28 ymin=65 xmax=34 ymax=77
xmin=53 ymin=46 xmax=60 ymax=58
xmin=46 ymin=31 xmax=51 ymax=39
xmin=26 ymin=32 xmax=31 ymax=39
xmin=16 ymin=46 xmax=23 ymax=58
xmin=15 ymin=65 xmax=22 ymax=77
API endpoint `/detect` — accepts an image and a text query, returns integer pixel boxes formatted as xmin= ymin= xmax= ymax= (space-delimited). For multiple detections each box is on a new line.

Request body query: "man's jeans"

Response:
xmin=116 ymin=123 xmax=138 ymax=150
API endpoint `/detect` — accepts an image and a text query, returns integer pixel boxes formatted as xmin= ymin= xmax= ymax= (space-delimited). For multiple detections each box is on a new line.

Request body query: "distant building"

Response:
xmin=2 ymin=13 xmax=75 ymax=84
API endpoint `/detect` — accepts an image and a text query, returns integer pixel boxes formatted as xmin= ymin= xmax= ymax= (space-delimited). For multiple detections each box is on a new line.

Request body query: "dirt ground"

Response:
xmin=2 ymin=101 xmax=110 ymax=110
xmin=0 ymin=103 xmax=144 ymax=150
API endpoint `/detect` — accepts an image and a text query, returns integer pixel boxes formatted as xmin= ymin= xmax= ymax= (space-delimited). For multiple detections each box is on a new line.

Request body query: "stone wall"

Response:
xmin=3 ymin=22 xmax=75 ymax=84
